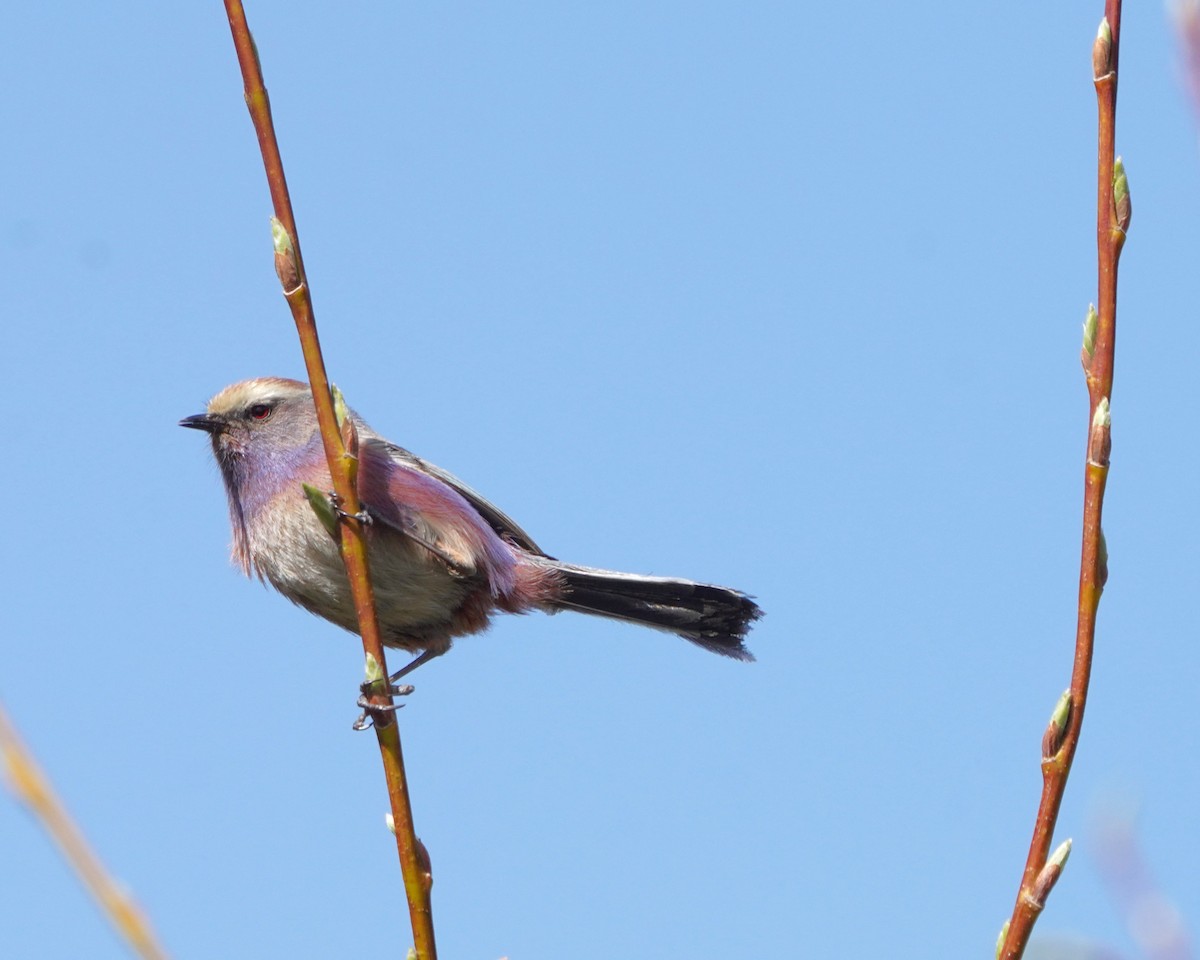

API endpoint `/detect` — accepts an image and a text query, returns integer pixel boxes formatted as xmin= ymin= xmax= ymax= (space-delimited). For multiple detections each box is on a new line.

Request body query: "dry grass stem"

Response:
xmin=0 ymin=703 xmax=171 ymax=960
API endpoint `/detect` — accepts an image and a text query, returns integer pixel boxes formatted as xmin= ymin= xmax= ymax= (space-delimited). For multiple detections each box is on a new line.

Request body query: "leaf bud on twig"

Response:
xmin=1088 ymin=397 xmax=1111 ymax=467
xmin=1081 ymin=304 xmax=1098 ymax=368
xmin=331 ymin=383 xmax=350 ymax=431
xmin=270 ymin=216 xmax=302 ymax=292
xmin=303 ymin=482 xmax=341 ymax=539
xmin=995 ymin=919 xmax=1010 ymax=960
xmin=1093 ymin=18 xmax=1113 ymax=80
xmin=1112 ymin=157 xmax=1131 ymax=233
xmin=364 ymin=652 xmax=385 ymax=684
xmin=1042 ymin=689 xmax=1073 ymax=760
xmin=1026 ymin=839 xmax=1072 ymax=910
xmin=330 ymin=384 xmax=360 ymax=486
xmin=415 ymin=837 xmax=434 ymax=893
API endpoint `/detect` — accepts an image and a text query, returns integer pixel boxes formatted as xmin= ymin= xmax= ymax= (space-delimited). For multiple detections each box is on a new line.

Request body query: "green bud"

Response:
xmin=1081 ymin=304 xmax=1098 ymax=364
xmin=331 ymin=383 xmax=360 ymax=470
xmin=270 ymin=217 xmax=292 ymax=256
xmin=1042 ymin=690 xmax=1072 ymax=759
xmin=303 ymin=483 xmax=340 ymax=538
xmin=1113 ymin=157 xmax=1131 ymax=232
xmin=1030 ymin=838 xmax=1072 ymax=906
xmin=331 ymin=383 xmax=349 ymax=430
xmin=1048 ymin=838 xmax=1072 ymax=870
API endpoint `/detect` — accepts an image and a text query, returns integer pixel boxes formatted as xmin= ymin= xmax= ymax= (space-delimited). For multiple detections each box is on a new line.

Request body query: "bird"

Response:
xmin=182 ymin=377 xmax=761 ymax=678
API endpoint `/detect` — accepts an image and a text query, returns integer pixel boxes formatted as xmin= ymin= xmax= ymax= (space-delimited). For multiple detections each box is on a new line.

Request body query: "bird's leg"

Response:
xmin=351 ymin=649 xmax=442 ymax=730
xmin=388 ymin=648 xmax=444 ymax=685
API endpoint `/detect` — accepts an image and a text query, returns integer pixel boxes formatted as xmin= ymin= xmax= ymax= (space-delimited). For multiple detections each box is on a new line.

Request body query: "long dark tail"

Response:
xmin=547 ymin=561 xmax=761 ymax=661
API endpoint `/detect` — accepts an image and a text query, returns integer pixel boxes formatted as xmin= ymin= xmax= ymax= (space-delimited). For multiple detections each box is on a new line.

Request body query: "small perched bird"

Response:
xmin=182 ymin=378 xmax=761 ymax=677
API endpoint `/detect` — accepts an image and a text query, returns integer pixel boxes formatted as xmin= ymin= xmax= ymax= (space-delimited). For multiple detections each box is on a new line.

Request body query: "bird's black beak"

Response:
xmin=180 ymin=413 xmax=224 ymax=434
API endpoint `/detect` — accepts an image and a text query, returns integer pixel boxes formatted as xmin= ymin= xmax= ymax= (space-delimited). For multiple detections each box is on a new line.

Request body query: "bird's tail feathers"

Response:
xmin=546 ymin=561 xmax=761 ymax=661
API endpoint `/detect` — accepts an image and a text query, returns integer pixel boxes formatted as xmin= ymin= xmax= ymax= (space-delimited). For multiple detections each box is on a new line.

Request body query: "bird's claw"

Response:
xmin=328 ymin=491 xmax=372 ymax=526
xmin=352 ymin=682 xmax=415 ymax=730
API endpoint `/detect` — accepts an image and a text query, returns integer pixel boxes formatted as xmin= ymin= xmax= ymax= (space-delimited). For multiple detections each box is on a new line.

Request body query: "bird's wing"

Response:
xmin=366 ymin=440 xmax=550 ymax=558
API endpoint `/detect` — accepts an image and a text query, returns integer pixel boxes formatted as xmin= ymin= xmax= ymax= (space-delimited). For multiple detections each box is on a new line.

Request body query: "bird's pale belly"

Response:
xmin=248 ymin=499 xmax=475 ymax=649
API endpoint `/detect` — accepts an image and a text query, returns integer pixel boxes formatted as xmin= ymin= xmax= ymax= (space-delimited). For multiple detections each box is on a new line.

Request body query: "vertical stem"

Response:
xmin=222 ymin=4 xmax=437 ymax=957
xmin=999 ymin=4 xmax=1124 ymax=957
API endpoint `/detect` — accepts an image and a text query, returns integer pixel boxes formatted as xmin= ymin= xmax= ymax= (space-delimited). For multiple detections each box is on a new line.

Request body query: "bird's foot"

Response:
xmin=328 ymin=490 xmax=372 ymax=526
xmin=352 ymin=680 xmax=415 ymax=731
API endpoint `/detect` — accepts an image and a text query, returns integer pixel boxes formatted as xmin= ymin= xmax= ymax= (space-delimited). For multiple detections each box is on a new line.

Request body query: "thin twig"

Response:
xmin=221 ymin=5 xmax=437 ymax=957
xmin=998 ymin=3 xmax=1125 ymax=956
xmin=0 ymin=702 xmax=171 ymax=960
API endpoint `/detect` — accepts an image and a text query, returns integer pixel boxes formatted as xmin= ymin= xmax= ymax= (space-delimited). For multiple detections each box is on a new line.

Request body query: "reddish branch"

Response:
xmin=221 ymin=5 xmax=437 ymax=957
xmin=999 ymin=3 xmax=1125 ymax=957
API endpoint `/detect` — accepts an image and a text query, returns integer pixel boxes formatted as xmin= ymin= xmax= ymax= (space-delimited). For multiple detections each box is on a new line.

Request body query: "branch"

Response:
xmin=998 ymin=4 xmax=1126 ymax=956
xmin=221 ymin=5 xmax=437 ymax=957
xmin=0 ymin=702 xmax=171 ymax=960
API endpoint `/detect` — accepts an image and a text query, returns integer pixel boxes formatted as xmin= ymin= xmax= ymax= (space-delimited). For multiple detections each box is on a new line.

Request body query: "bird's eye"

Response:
xmin=248 ymin=403 xmax=273 ymax=421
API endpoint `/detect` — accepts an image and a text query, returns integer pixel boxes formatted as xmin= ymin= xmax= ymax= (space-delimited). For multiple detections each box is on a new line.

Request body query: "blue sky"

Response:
xmin=2 ymin=4 xmax=1197 ymax=958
